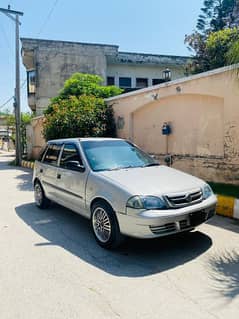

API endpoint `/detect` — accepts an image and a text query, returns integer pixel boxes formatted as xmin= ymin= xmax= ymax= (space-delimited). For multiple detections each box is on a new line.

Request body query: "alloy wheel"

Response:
xmin=92 ymin=207 xmax=112 ymax=243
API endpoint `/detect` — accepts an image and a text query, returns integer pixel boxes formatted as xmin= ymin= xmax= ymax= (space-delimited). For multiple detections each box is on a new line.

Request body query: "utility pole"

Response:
xmin=0 ymin=6 xmax=24 ymax=165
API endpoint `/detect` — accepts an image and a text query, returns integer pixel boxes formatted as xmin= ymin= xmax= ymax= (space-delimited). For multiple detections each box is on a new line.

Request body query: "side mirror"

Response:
xmin=65 ymin=160 xmax=85 ymax=172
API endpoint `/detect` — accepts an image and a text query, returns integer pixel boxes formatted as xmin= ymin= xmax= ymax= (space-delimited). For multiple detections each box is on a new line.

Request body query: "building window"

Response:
xmin=27 ymin=70 xmax=36 ymax=94
xmin=107 ymin=76 xmax=115 ymax=86
xmin=136 ymin=78 xmax=148 ymax=88
xmin=152 ymin=78 xmax=165 ymax=85
xmin=119 ymin=77 xmax=132 ymax=88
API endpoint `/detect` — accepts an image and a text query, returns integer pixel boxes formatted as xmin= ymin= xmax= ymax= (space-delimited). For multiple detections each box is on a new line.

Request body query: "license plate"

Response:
xmin=189 ymin=211 xmax=207 ymax=227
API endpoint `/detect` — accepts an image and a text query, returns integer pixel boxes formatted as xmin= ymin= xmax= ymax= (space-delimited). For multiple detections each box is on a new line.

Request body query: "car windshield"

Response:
xmin=81 ymin=140 xmax=159 ymax=172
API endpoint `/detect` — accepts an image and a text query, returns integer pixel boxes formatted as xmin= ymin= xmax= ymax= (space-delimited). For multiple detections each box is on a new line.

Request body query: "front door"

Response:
xmin=55 ymin=143 xmax=89 ymax=216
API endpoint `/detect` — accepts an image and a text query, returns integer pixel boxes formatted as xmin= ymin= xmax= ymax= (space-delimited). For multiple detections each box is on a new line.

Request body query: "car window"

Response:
xmin=81 ymin=140 xmax=157 ymax=171
xmin=38 ymin=145 xmax=48 ymax=161
xmin=43 ymin=144 xmax=61 ymax=166
xmin=60 ymin=144 xmax=83 ymax=169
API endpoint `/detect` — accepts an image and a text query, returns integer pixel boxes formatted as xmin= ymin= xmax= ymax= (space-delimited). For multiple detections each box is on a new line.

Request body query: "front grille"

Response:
xmin=165 ymin=189 xmax=203 ymax=208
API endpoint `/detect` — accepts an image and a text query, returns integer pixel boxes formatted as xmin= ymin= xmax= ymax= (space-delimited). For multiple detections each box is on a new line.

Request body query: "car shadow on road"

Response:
xmin=15 ymin=202 xmax=212 ymax=278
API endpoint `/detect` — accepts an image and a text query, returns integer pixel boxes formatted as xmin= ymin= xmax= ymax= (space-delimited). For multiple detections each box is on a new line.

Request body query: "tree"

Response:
xmin=43 ymin=73 xmax=123 ymax=141
xmin=205 ymin=27 xmax=239 ymax=69
xmin=185 ymin=0 xmax=239 ymax=73
xmin=4 ymin=112 xmax=32 ymax=154
xmin=56 ymin=73 xmax=122 ymax=100
xmin=196 ymin=0 xmax=236 ymax=34
xmin=227 ymin=39 xmax=239 ymax=64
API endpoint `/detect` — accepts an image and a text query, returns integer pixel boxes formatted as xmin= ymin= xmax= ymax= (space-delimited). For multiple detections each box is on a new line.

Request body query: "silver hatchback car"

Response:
xmin=33 ymin=138 xmax=217 ymax=249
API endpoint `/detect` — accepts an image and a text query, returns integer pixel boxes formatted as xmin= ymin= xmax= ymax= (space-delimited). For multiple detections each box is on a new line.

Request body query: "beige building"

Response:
xmin=106 ymin=65 xmax=239 ymax=184
xmin=21 ymin=38 xmax=189 ymax=115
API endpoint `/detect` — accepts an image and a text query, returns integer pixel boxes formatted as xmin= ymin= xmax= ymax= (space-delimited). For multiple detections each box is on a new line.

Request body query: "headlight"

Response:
xmin=126 ymin=195 xmax=166 ymax=210
xmin=202 ymin=184 xmax=213 ymax=199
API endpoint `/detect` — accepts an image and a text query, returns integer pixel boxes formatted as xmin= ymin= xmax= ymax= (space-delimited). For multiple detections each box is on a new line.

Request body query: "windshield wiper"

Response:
xmin=143 ymin=163 xmax=160 ymax=167
xmin=107 ymin=165 xmax=137 ymax=171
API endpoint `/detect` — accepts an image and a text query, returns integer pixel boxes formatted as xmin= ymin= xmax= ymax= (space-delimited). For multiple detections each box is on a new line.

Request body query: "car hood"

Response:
xmin=98 ymin=165 xmax=205 ymax=195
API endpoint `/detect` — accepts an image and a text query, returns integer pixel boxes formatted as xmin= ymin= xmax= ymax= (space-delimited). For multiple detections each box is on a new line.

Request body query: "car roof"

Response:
xmin=47 ymin=137 xmax=124 ymax=144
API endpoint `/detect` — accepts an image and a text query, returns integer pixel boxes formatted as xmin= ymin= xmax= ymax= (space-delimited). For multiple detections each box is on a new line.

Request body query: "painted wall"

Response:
xmin=27 ymin=65 xmax=239 ymax=184
xmin=26 ymin=116 xmax=45 ymax=159
xmin=106 ymin=66 xmax=239 ymax=184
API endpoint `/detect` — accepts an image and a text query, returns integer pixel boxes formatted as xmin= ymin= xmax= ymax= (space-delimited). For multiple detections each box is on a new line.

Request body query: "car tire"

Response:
xmin=91 ymin=201 xmax=124 ymax=249
xmin=34 ymin=181 xmax=51 ymax=209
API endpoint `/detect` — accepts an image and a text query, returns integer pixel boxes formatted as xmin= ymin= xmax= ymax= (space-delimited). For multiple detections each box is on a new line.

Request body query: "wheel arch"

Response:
xmin=90 ymin=197 xmax=115 ymax=215
xmin=33 ymin=177 xmax=41 ymax=186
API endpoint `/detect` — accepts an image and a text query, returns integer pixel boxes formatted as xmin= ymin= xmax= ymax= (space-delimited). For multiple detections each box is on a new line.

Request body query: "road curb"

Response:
xmin=21 ymin=160 xmax=35 ymax=169
xmin=216 ymin=195 xmax=239 ymax=220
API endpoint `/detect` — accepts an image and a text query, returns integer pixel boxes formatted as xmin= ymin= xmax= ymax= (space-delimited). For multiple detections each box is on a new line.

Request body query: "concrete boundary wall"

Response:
xmin=106 ymin=64 xmax=239 ymax=184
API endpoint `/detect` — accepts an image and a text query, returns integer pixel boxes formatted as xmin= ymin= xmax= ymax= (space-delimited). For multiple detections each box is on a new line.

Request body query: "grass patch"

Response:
xmin=208 ymin=182 xmax=239 ymax=198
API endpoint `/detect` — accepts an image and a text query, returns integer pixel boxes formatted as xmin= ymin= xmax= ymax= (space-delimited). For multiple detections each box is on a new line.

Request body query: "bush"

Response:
xmin=43 ymin=73 xmax=122 ymax=141
xmin=43 ymin=95 xmax=116 ymax=141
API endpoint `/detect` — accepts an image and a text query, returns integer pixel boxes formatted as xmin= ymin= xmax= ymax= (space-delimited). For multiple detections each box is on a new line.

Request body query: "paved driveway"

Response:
xmin=0 ymin=151 xmax=239 ymax=319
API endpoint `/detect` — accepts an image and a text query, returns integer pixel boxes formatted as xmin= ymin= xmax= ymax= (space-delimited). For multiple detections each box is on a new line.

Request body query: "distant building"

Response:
xmin=0 ymin=115 xmax=13 ymax=150
xmin=21 ymin=38 xmax=190 ymax=115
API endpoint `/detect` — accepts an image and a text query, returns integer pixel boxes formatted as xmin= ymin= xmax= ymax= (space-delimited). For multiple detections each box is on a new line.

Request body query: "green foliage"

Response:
xmin=6 ymin=112 xmax=32 ymax=127
xmin=227 ymin=39 xmax=239 ymax=64
xmin=43 ymin=73 xmax=122 ymax=141
xmin=56 ymin=73 xmax=122 ymax=100
xmin=209 ymin=181 xmax=239 ymax=197
xmin=43 ymin=95 xmax=116 ymax=141
xmin=205 ymin=27 xmax=239 ymax=69
xmin=5 ymin=112 xmax=33 ymax=152
xmin=185 ymin=0 xmax=239 ymax=73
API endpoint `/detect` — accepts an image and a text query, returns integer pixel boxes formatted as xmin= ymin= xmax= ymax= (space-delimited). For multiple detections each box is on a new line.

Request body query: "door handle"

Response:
xmin=57 ymin=173 xmax=61 ymax=179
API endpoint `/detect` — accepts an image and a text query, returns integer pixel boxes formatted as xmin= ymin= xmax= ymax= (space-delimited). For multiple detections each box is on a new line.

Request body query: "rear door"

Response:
xmin=55 ymin=143 xmax=89 ymax=216
xmin=39 ymin=143 xmax=62 ymax=200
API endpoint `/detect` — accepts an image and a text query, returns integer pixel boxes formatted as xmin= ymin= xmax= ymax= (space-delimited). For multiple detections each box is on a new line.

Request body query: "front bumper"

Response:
xmin=117 ymin=195 xmax=217 ymax=239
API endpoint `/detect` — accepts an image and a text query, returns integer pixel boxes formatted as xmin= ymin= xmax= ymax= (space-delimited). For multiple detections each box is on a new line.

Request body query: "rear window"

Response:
xmin=43 ymin=144 xmax=61 ymax=165
xmin=38 ymin=145 xmax=48 ymax=161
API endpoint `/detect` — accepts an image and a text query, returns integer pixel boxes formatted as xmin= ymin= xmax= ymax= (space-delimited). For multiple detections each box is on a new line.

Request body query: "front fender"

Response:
xmin=85 ymin=172 xmax=131 ymax=214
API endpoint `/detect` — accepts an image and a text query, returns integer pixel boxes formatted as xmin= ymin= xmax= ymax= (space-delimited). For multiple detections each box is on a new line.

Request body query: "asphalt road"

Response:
xmin=0 ymin=151 xmax=239 ymax=319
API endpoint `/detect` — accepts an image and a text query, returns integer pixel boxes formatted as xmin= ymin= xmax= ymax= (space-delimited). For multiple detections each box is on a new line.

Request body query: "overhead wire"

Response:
xmin=0 ymin=20 xmax=13 ymax=53
xmin=0 ymin=79 xmax=27 ymax=110
xmin=1 ymin=0 xmax=60 ymax=111
xmin=37 ymin=0 xmax=60 ymax=36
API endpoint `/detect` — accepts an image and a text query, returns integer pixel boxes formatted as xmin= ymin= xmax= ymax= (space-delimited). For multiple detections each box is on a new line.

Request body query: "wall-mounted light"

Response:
xmin=163 ymin=68 xmax=171 ymax=82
